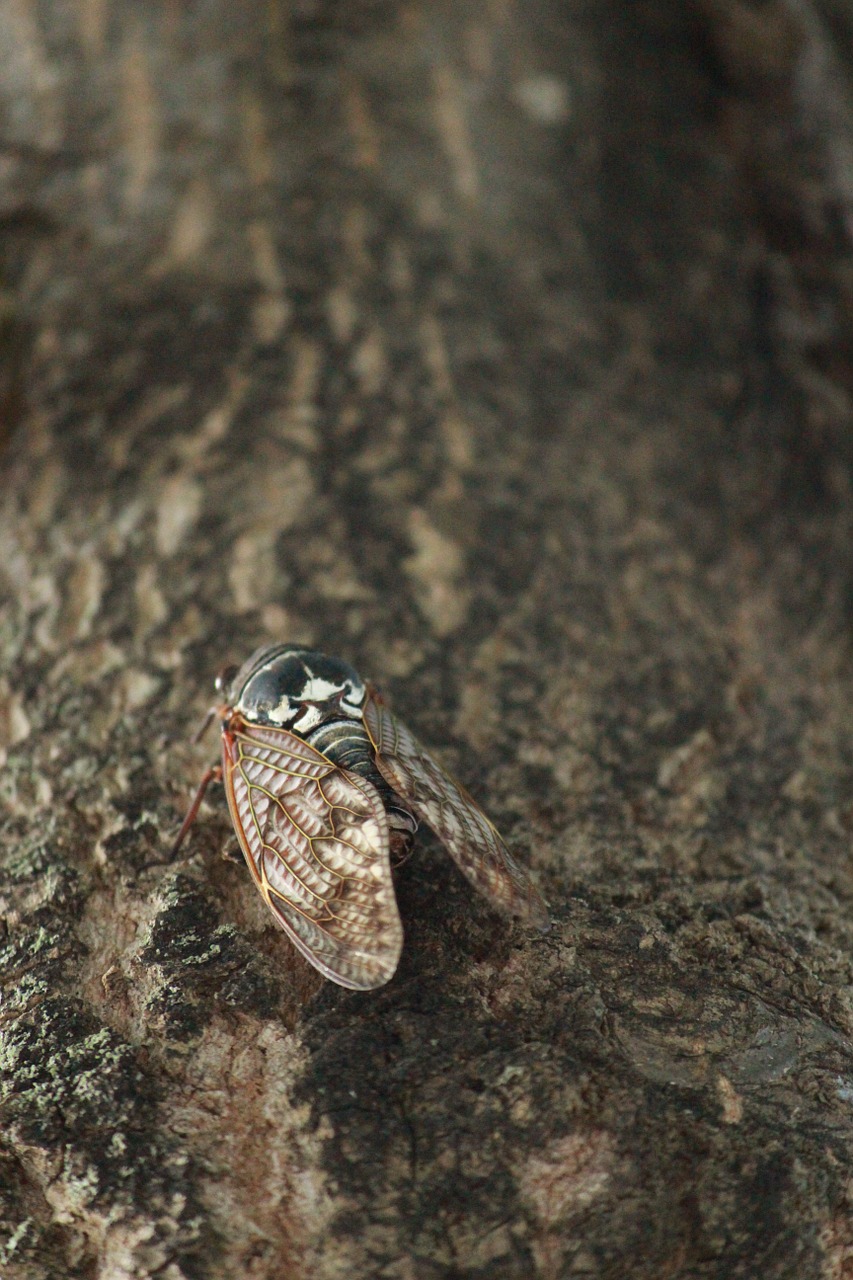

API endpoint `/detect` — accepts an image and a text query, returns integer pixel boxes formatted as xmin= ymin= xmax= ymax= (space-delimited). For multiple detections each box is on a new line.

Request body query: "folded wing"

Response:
xmin=363 ymin=692 xmax=550 ymax=930
xmin=223 ymin=719 xmax=402 ymax=990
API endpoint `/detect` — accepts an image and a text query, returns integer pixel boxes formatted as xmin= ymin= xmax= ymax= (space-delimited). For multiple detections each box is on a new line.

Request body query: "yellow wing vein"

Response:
xmin=241 ymin=775 xmax=329 ymax=907
xmin=237 ymin=741 xmax=326 ymax=781
xmin=238 ymin=765 xmax=376 ymax=927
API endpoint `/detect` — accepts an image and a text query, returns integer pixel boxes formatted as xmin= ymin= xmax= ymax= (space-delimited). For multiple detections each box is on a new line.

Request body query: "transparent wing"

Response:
xmin=222 ymin=718 xmax=402 ymax=990
xmin=363 ymin=691 xmax=550 ymax=930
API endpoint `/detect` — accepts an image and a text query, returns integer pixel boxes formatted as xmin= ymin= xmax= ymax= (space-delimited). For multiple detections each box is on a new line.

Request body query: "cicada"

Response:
xmin=171 ymin=645 xmax=549 ymax=990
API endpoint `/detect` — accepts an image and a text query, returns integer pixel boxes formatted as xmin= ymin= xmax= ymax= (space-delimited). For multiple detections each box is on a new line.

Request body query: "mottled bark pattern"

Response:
xmin=2 ymin=1 xmax=853 ymax=1278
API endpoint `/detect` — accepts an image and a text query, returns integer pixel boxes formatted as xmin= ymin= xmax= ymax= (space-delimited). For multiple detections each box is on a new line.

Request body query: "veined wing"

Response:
xmin=222 ymin=718 xmax=402 ymax=990
xmin=363 ymin=691 xmax=550 ymax=930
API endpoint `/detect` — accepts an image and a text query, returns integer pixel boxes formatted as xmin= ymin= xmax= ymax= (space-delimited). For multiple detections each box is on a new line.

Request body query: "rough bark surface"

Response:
xmin=2 ymin=2 xmax=853 ymax=1277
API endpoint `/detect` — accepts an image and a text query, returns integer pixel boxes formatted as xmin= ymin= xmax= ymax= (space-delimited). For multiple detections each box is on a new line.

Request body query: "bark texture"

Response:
xmin=2 ymin=2 xmax=853 ymax=1277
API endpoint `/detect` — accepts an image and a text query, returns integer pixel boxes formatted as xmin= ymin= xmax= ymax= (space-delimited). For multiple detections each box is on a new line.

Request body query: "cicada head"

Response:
xmin=223 ymin=644 xmax=367 ymax=734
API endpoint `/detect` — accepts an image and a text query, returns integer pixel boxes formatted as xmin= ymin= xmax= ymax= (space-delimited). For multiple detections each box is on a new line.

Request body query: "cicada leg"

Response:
xmin=169 ymin=764 xmax=222 ymax=857
xmin=390 ymin=828 xmax=416 ymax=868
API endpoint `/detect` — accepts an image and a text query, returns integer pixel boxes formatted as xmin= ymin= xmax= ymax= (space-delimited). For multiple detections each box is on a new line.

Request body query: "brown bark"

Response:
xmin=2 ymin=2 xmax=853 ymax=1277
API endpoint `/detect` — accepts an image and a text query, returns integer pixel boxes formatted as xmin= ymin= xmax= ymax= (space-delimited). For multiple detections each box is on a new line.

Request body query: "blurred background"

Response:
xmin=2 ymin=3 xmax=853 ymax=1278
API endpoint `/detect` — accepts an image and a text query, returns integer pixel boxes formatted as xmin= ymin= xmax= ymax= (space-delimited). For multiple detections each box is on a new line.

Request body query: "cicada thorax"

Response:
xmin=225 ymin=644 xmax=417 ymax=864
xmin=305 ymin=717 xmax=418 ymax=865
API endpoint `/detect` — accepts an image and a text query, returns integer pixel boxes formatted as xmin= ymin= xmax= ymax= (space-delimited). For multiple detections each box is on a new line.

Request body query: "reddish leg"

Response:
xmin=169 ymin=764 xmax=222 ymax=857
xmin=191 ymin=706 xmax=217 ymax=744
xmin=390 ymin=828 xmax=416 ymax=868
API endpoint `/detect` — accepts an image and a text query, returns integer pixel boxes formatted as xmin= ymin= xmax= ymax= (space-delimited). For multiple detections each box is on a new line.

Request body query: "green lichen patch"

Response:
xmin=0 ymin=995 xmax=209 ymax=1276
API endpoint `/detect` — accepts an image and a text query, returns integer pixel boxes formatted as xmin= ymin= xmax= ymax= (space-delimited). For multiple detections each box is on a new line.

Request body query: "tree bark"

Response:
xmin=2 ymin=2 xmax=853 ymax=1277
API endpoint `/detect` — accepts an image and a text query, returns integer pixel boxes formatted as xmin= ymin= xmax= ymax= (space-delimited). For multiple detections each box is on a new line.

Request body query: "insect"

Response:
xmin=171 ymin=645 xmax=550 ymax=990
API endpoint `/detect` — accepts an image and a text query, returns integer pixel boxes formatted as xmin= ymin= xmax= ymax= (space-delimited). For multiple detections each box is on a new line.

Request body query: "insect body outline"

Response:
xmin=172 ymin=644 xmax=549 ymax=990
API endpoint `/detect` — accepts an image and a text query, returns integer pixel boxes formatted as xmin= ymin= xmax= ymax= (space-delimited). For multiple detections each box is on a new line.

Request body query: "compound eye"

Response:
xmin=214 ymin=663 xmax=240 ymax=696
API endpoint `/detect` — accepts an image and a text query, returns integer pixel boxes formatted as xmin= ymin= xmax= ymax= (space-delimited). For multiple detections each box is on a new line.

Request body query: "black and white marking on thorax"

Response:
xmin=226 ymin=646 xmax=416 ymax=845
